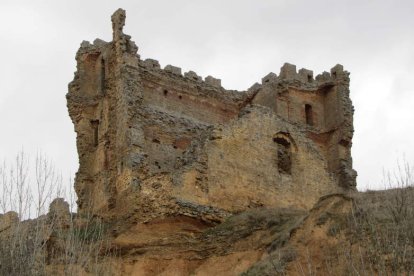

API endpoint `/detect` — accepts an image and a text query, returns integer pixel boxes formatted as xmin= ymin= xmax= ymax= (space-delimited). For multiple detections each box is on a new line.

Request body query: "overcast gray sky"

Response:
xmin=0 ymin=0 xmax=413 ymax=191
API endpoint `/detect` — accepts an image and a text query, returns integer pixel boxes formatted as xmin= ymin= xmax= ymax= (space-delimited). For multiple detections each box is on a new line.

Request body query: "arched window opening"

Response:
xmin=273 ymin=137 xmax=292 ymax=175
xmin=305 ymin=104 xmax=313 ymax=126
xmin=90 ymin=120 xmax=99 ymax=147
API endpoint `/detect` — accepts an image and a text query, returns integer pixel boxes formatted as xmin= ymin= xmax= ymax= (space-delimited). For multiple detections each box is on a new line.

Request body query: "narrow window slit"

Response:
xmin=305 ymin=104 xmax=313 ymax=126
xmin=91 ymin=120 xmax=99 ymax=146
xmin=100 ymin=58 xmax=106 ymax=94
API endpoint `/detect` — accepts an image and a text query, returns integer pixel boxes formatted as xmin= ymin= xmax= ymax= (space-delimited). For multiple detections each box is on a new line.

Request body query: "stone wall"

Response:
xmin=67 ymin=9 xmax=356 ymax=221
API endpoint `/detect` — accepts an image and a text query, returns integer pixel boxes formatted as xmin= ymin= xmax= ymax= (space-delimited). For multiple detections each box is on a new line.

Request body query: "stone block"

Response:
xmin=184 ymin=71 xmax=202 ymax=82
xmin=298 ymin=68 xmax=314 ymax=83
xmin=143 ymin=59 xmax=161 ymax=69
xmin=80 ymin=40 xmax=91 ymax=48
xmin=331 ymin=64 xmax=344 ymax=79
xmin=164 ymin=65 xmax=182 ymax=76
xmin=315 ymin=71 xmax=331 ymax=82
xmin=279 ymin=63 xmax=297 ymax=80
xmin=205 ymin=75 xmax=221 ymax=87
xmin=261 ymin=72 xmax=278 ymax=84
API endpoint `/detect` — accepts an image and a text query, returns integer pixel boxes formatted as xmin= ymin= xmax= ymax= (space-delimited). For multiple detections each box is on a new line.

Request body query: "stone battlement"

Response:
xmin=78 ymin=34 xmax=345 ymax=95
xmin=141 ymin=58 xmax=222 ymax=88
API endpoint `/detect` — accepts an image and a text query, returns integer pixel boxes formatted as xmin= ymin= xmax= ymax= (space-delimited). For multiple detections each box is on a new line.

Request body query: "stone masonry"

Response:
xmin=67 ymin=9 xmax=357 ymax=222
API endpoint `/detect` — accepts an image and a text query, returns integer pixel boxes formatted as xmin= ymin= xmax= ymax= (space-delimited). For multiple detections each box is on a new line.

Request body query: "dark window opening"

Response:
xmin=91 ymin=120 xmax=99 ymax=146
xmin=100 ymin=58 xmax=105 ymax=94
xmin=273 ymin=137 xmax=292 ymax=174
xmin=305 ymin=104 xmax=313 ymax=126
xmin=307 ymin=74 xmax=312 ymax=83
xmin=163 ymin=89 xmax=168 ymax=96
xmin=178 ymin=95 xmax=182 ymax=100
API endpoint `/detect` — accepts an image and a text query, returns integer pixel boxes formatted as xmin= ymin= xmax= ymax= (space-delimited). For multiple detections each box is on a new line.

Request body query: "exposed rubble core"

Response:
xmin=67 ymin=9 xmax=357 ymax=222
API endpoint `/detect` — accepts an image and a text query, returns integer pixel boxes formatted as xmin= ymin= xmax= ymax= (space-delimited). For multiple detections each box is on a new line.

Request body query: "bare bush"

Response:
xmin=0 ymin=160 xmax=9 ymax=213
xmin=0 ymin=151 xmax=115 ymax=275
xmin=349 ymin=161 xmax=414 ymax=274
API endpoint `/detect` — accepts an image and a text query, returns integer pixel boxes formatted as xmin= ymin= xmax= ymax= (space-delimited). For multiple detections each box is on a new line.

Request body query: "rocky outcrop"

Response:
xmin=4 ymin=189 xmax=414 ymax=275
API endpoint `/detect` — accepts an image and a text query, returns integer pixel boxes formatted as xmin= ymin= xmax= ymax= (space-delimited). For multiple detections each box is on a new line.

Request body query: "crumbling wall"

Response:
xmin=67 ymin=9 xmax=356 ymax=221
xmin=194 ymin=106 xmax=339 ymax=211
xmin=252 ymin=63 xmax=356 ymax=189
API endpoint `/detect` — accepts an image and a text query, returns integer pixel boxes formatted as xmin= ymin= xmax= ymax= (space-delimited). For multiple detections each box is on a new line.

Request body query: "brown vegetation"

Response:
xmin=1 ymin=154 xmax=413 ymax=275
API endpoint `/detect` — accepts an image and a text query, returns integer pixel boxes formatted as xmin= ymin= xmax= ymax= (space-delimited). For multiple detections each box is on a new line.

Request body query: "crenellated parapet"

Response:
xmin=259 ymin=62 xmax=348 ymax=88
xmin=140 ymin=58 xmax=223 ymax=89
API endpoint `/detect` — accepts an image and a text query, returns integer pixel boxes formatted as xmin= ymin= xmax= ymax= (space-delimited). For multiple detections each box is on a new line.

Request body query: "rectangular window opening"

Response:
xmin=305 ymin=104 xmax=313 ymax=126
xmin=100 ymin=58 xmax=106 ymax=94
xmin=91 ymin=120 xmax=99 ymax=146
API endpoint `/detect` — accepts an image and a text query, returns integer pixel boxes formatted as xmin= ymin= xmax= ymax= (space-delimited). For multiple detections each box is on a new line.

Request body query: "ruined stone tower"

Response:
xmin=67 ymin=9 xmax=356 ymax=221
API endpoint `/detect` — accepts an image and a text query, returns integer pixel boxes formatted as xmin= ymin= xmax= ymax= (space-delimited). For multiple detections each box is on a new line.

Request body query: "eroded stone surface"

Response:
xmin=67 ymin=9 xmax=357 ymax=223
